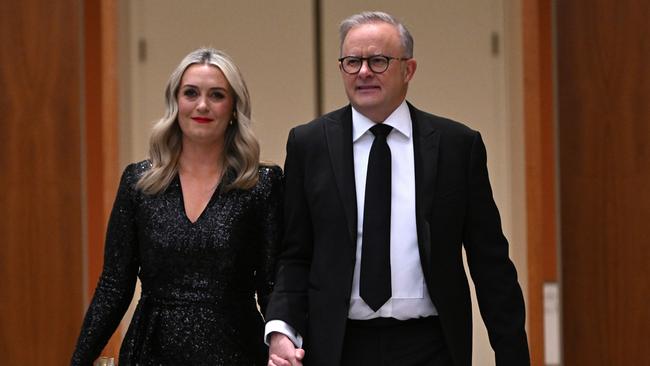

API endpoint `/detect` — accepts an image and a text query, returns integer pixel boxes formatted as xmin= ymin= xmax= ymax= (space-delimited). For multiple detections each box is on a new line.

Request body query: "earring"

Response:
xmin=229 ymin=120 xmax=233 ymax=126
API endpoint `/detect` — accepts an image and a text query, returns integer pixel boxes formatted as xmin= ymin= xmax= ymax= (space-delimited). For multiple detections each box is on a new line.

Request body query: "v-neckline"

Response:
xmin=177 ymin=174 xmax=221 ymax=225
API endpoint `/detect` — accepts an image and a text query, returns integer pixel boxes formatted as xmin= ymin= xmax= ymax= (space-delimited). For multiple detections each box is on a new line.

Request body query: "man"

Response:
xmin=265 ymin=11 xmax=530 ymax=366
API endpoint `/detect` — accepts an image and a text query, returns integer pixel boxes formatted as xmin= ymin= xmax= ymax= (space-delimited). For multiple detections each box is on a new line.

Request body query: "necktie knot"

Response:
xmin=370 ymin=123 xmax=393 ymax=139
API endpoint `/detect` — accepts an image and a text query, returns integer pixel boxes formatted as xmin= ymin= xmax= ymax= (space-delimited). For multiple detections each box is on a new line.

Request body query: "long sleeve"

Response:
xmin=462 ymin=132 xmax=530 ymax=365
xmin=254 ymin=166 xmax=284 ymax=315
xmin=71 ymin=165 xmax=140 ymax=365
xmin=265 ymin=129 xmax=314 ymax=337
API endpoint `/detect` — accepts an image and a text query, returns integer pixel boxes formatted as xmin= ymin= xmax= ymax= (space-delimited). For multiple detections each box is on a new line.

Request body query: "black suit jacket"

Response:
xmin=266 ymin=103 xmax=530 ymax=366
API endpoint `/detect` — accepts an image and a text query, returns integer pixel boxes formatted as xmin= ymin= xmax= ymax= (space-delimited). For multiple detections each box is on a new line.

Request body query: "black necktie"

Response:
xmin=360 ymin=123 xmax=393 ymax=311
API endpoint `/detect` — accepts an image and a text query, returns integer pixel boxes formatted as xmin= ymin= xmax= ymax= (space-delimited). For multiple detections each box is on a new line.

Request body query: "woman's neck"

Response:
xmin=178 ymin=140 xmax=224 ymax=178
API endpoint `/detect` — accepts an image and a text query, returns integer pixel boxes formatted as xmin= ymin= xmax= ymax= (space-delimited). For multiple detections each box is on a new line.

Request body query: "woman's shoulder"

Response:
xmin=253 ymin=163 xmax=283 ymax=196
xmin=258 ymin=163 xmax=282 ymax=181
xmin=120 ymin=160 xmax=152 ymax=186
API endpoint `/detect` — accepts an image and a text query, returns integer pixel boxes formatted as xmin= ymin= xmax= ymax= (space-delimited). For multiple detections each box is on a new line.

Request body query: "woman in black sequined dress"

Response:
xmin=71 ymin=48 xmax=282 ymax=365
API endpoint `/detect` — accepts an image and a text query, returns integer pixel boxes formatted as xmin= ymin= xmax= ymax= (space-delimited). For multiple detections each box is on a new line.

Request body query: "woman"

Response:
xmin=71 ymin=48 xmax=282 ymax=365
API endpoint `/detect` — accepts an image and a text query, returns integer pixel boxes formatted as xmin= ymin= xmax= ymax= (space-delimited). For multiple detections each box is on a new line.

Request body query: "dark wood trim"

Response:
xmin=84 ymin=0 xmax=121 ymax=358
xmin=522 ymin=1 xmax=558 ymax=365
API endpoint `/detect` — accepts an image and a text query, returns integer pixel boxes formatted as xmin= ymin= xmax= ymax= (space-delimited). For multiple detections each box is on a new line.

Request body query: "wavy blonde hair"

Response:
xmin=136 ymin=47 xmax=260 ymax=194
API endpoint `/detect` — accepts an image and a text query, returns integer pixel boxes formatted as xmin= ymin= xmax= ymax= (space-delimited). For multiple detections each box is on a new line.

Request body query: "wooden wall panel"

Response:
xmin=522 ymin=1 xmax=557 ymax=365
xmin=557 ymin=1 xmax=650 ymax=364
xmin=84 ymin=0 xmax=122 ymax=357
xmin=0 ymin=0 xmax=83 ymax=364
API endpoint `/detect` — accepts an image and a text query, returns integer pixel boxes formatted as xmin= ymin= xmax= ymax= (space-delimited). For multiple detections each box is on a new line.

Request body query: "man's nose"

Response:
xmin=358 ymin=60 xmax=374 ymax=78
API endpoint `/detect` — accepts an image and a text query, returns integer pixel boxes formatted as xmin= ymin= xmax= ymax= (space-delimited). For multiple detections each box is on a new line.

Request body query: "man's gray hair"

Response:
xmin=339 ymin=11 xmax=414 ymax=58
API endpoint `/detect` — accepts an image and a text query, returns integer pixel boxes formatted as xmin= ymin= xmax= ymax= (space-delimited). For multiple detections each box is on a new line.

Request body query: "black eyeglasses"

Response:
xmin=338 ymin=55 xmax=410 ymax=74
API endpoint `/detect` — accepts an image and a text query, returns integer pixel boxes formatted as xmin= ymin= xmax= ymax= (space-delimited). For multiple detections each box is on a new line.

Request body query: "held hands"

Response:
xmin=268 ymin=332 xmax=305 ymax=366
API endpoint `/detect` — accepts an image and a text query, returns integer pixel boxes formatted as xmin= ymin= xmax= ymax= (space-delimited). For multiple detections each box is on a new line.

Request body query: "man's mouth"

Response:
xmin=356 ymin=85 xmax=380 ymax=91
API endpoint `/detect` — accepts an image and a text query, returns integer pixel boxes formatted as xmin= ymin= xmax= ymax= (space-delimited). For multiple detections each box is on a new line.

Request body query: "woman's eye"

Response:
xmin=210 ymin=91 xmax=225 ymax=99
xmin=183 ymin=89 xmax=198 ymax=97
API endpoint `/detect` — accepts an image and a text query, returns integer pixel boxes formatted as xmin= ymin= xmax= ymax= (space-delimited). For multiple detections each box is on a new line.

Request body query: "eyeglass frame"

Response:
xmin=338 ymin=55 xmax=411 ymax=74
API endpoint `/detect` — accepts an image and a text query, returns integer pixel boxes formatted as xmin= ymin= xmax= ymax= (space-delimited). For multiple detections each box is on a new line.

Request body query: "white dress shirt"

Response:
xmin=265 ymin=101 xmax=436 ymax=347
xmin=348 ymin=101 xmax=437 ymax=319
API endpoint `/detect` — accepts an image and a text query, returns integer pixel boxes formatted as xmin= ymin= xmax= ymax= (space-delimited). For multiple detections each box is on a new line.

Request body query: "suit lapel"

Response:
xmin=409 ymin=103 xmax=440 ymax=277
xmin=322 ymin=103 xmax=440 ymax=256
xmin=324 ymin=106 xmax=357 ymax=245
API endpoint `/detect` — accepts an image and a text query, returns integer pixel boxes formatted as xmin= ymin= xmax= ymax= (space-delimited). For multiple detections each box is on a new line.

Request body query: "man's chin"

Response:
xmin=351 ymin=98 xmax=382 ymax=111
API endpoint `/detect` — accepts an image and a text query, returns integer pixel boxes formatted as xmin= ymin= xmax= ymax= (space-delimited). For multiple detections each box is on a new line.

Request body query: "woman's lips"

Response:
xmin=191 ymin=117 xmax=213 ymax=123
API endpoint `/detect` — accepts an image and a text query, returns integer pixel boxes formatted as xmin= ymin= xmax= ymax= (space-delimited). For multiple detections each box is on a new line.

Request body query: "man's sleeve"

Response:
xmin=265 ymin=127 xmax=313 ymax=337
xmin=264 ymin=320 xmax=304 ymax=348
xmin=462 ymin=132 xmax=530 ymax=364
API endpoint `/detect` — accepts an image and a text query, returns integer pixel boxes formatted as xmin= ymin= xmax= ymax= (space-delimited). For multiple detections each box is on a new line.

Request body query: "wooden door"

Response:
xmin=0 ymin=0 xmax=83 ymax=363
xmin=557 ymin=1 xmax=650 ymax=364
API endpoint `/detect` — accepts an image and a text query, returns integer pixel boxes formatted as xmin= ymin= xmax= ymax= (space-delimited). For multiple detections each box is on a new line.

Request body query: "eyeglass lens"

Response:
xmin=342 ymin=56 xmax=389 ymax=73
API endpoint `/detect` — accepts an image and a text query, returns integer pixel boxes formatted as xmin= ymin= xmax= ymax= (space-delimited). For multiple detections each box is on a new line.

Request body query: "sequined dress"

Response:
xmin=71 ymin=161 xmax=283 ymax=365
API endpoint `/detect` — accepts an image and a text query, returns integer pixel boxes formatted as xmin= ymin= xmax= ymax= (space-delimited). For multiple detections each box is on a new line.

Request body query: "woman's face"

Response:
xmin=177 ymin=63 xmax=235 ymax=146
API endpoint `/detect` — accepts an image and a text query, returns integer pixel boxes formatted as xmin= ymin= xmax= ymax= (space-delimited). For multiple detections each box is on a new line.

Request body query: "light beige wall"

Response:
xmin=118 ymin=1 xmax=526 ymax=364
xmin=502 ymin=0 xmax=528 ymax=322
xmin=122 ymin=0 xmax=316 ymax=167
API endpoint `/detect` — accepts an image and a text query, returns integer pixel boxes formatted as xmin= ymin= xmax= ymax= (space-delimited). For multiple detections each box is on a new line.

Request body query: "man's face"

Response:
xmin=340 ymin=22 xmax=416 ymax=122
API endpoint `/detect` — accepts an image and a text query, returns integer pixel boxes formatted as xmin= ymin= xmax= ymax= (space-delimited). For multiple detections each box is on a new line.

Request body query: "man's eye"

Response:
xmin=346 ymin=58 xmax=361 ymax=67
xmin=370 ymin=57 xmax=387 ymax=67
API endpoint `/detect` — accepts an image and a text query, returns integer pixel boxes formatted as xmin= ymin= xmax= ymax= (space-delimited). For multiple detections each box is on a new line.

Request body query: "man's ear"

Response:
xmin=403 ymin=58 xmax=417 ymax=82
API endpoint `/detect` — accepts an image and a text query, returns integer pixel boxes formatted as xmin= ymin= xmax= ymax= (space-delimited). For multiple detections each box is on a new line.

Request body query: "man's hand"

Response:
xmin=268 ymin=332 xmax=305 ymax=366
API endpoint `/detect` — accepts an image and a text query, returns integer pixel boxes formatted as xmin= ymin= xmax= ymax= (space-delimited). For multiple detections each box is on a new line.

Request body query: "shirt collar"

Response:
xmin=351 ymin=101 xmax=412 ymax=142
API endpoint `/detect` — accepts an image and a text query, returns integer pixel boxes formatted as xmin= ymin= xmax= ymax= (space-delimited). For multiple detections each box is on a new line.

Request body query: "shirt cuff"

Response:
xmin=264 ymin=320 xmax=303 ymax=348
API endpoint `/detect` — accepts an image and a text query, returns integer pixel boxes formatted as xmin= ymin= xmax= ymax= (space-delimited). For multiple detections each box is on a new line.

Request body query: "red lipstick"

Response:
xmin=191 ymin=117 xmax=213 ymax=124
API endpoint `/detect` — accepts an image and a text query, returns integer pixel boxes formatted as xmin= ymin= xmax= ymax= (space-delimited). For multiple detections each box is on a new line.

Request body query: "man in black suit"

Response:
xmin=265 ymin=11 xmax=529 ymax=366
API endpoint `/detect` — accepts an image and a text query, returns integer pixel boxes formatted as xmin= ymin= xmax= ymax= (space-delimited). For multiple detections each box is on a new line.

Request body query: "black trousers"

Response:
xmin=341 ymin=317 xmax=453 ymax=366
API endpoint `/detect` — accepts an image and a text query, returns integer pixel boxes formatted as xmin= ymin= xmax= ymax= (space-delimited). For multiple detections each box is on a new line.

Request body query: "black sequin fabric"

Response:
xmin=71 ymin=161 xmax=283 ymax=366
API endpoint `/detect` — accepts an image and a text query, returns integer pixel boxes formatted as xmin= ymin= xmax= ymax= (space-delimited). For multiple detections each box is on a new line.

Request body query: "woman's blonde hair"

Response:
xmin=136 ymin=47 xmax=260 ymax=194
